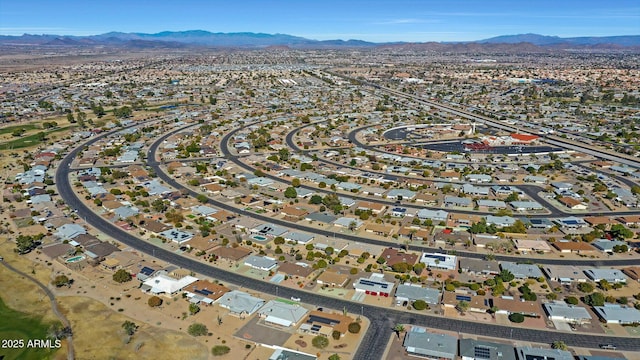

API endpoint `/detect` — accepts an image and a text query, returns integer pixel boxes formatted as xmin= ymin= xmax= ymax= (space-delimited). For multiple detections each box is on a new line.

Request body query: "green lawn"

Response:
xmin=0 ymin=297 xmax=60 ymax=360
xmin=0 ymin=126 xmax=75 ymax=150
xmin=0 ymin=124 xmax=39 ymax=135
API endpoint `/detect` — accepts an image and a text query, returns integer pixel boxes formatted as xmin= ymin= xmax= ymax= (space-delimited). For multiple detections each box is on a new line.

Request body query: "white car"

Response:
xmin=290 ymin=296 xmax=301 ymax=302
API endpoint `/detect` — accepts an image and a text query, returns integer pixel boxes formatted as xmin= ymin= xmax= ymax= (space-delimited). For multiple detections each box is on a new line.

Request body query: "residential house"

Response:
xmin=459 ymin=339 xmax=516 ymax=360
xmin=300 ymin=310 xmax=354 ymax=337
xmin=552 ymin=240 xmax=596 ymax=254
xmin=583 ymin=268 xmax=627 ymax=283
xmin=353 ymin=273 xmax=395 ymax=297
xmin=542 ymin=265 xmax=589 ymax=284
xmin=183 ymin=280 xmax=230 ymax=305
xmin=420 ymin=253 xmax=457 ymax=270
xmin=542 ymin=301 xmax=592 ymax=325
xmin=593 ymin=304 xmax=640 ymax=324
xmin=379 ymin=248 xmax=419 ymax=266
xmin=402 ymin=327 xmax=457 ymax=360
xmin=316 ymin=270 xmax=349 ymax=288
xmin=515 ymin=347 xmax=573 ymax=360
xmin=394 ymin=284 xmax=441 ymax=305
xmin=141 ymin=273 xmax=198 ymax=296
xmin=244 ymin=255 xmax=278 ymax=271
xmin=459 ymin=258 xmax=500 ymax=276
xmin=257 ymin=300 xmax=309 ymax=327
xmin=500 ymin=261 xmax=544 ymax=279
xmin=217 ymin=290 xmax=265 ymax=316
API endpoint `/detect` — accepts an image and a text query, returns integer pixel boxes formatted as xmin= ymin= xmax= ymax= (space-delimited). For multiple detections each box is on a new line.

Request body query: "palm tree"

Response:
xmin=393 ymin=324 xmax=405 ymax=339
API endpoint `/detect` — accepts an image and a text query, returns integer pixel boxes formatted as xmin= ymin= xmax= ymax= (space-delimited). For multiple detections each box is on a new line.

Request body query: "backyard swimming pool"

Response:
xmin=66 ymin=255 xmax=85 ymax=263
xmin=252 ymin=235 xmax=268 ymax=242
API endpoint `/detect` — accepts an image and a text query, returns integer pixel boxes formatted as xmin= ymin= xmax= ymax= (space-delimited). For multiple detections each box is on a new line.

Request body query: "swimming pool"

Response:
xmin=252 ymin=235 xmax=268 ymax=242
xmin=66 ymin=255 xmax=85 ymax=263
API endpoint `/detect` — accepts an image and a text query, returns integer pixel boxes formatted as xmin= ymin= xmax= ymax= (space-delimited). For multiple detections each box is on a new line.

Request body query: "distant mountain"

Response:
xmin=479 ymin=33 xmax=640 ymax=46
xmin=0 ymin=30 xmax=638 ymax=49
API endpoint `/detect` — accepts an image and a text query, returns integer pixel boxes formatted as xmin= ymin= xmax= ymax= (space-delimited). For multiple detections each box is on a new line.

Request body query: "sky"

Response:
xmin=0 ymin=0 xmax=638 ymax=42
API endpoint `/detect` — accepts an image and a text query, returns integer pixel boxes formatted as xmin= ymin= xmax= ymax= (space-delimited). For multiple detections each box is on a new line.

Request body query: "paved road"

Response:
xmin=326 ymin=70 xmax=640 ymax=170
xmin=155 ymin=120 xmax=640 ymax=267
xmin=1 ymin=260 xmax=74 ymax=360
xmin=54 ymin=122 xmax=640 ymax=359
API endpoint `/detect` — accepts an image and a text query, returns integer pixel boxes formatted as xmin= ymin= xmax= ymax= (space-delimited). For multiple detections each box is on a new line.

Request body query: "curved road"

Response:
xmin=54 ymin=122 xmax=640 ymax=358
xmin=210 ymin=120 xmax=639 ymax=266
xmin=1 ymin=260 xmax=74 ymax=360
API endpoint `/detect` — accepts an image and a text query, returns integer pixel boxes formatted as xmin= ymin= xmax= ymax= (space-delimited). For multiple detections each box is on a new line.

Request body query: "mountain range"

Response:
xmin=0 ymin=30 xmax=638 ymax=49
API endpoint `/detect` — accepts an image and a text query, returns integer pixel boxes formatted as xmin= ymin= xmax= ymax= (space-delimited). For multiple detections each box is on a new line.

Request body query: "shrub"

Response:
xmin=211 ymin=345 xmax=230 ymax=356
xmin=508 ymin=313 xmax=525 ymax=323
xmin=312 ymin=335 xmax=329 ymax=349
xmin=188 ymin=323 xmax=208 ymax=336
xmin=565 ymin=296 xmax=579 ymax=305
xmin=348 ymin=322 xmax=361 ymax=334
xmin=113 ymin=269 xmax=132 ymax=283
xmin=332 ymin=330 xmax=341 ymax=340
xmin=147 ymin=296 xmax=162 ymax=307
xmin=412 ymin=300 xmax=427 ymax=311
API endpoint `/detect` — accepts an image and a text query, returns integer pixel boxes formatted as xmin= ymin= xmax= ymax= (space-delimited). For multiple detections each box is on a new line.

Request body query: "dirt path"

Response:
xmin=0 ymin=259 xmax=75 ymax=360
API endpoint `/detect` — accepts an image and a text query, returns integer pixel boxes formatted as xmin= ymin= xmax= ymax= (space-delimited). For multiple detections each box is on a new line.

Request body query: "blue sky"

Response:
xmin=1 ymin=0 xmax=638 ymax=42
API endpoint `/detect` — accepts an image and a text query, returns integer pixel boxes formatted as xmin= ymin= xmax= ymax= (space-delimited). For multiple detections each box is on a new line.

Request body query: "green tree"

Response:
xmin=584 ymin=292 xmax=605 ymax=306
xmin=52 ymin=275 xmax=71 ymax=287
xmin=15 ymin=234 xmax=37 ymax=254
xmin=122 ymin=320 xmax=138 ymax=336
xmin=312 ymin=335 xmax=329 ymax=349
xmin=188 ymin=323 xmax=209 ymax=336
xmin=291 ymin=178 xmax=301 ymax=187
xmin=577 ymin=282 xmax=594 ymax=293
xmin=152 ymin=199 xmax=168 ymax=213
xmin=189 ymin=303 xmax=200 ymax=315
xmin=284 ymin=187 xmax=297 ymax=198
xmin=196 ymin=194 xmax=208 ymax=203
xmin=309 ymin=195 xmax=323 ymax=205
xmin=508 ymin=313 xmax=525 ymax=323
xmin=113 ymin=269 xmax=132 ymax=283
xmin=498 ymin=269 xmax=515 ymax=283
xmin=610 ymin=224 xmax=633 ymax=239
xmin=328 ymin=354 xmax=341 ymax=360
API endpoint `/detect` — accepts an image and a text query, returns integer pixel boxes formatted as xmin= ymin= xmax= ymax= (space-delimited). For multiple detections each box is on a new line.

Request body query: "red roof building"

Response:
xmin=510 ymin=133 xmax=539 ymax=144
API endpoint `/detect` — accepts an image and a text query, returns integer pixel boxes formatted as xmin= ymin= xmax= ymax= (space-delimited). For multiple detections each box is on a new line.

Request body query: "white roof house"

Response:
xmin=395 ymin=284 xmax=441 ymax=305
xmin=333 ymin=217 xmax=363 ymax=229
xmin=353 ymin=273 xmax=395 ymax=296
xmin=158 ymin=229 xmax=194 ymax=244
xmin=55 ymin=223 xmax=87 ymax=240
xmin=416 ymin=209 xmax=448 ymax=221
xmin=542 ymin=301 xmax=592 ymax=324
xmin=244 ymin=255 xmax=278 ymax=271
xmin=593 ymin=304 xmax=640 ymax=324
xmin=584 ymin=268 xmax=627 ymax=283
xmin=284 ymin=231 xmax=315 ymax=244
xmin=251 ymin=223 xmax=288 ymax=237
xmin=257 ymin=300 xmax=309 ymax=327
xmin=500 ymin=261 xmax=543 ymax=279
xmin=420 ymin=253 xmax=457 ymax=270
xmin=142 ymin=273 xmax=198 ymax=295
xmin=217 ymin=290 xmax=265 ymax=316
xmin=516 ymin=347 xmax=573 ymax=360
